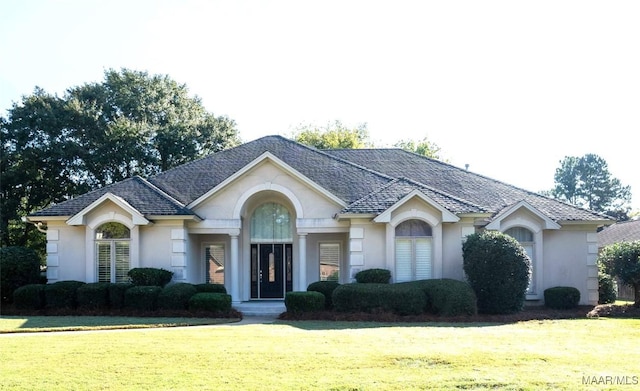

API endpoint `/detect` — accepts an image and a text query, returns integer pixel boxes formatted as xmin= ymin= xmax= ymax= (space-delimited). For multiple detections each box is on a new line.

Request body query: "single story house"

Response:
xmin=28 ymin=135 xmax=612 ymax=305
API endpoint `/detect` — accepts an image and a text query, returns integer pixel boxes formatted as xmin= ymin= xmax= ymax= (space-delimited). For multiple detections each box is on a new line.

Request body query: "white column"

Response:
xmin=230 ymin=235 xmax=240 ymax=304
xmin=298 ymin=234 xmax=307 ymax=291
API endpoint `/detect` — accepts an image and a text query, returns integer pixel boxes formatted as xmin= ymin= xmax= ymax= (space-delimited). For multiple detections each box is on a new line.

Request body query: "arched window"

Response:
xmin=250 ymin=203 xmax=292 ymax=242
xmin=95 ymin=222 xmax=130 ymax=283
xmin=505 ymin=227 xmax=535 ymax=294
xmin=395 ymin=220 xmax=432 ymax=282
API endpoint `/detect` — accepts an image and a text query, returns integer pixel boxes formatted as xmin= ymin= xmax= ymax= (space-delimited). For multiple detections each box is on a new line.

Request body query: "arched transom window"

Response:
xmin=505 ymin=226 xmax=535 ymax=294
xmin=395 ymin=219 xmax=433 ymax=282
xmin=250 ymin=202 xmax=292 ymax=243
xmin=95 ymin=222 xmax=130 ymax=283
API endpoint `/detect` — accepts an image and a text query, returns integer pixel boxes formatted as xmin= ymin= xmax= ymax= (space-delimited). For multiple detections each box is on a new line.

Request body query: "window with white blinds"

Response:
xmin=395 ymin=220 xmax=433 ymax=282
xmin=205 ymin=244 xmax=225 ymax=284
xmin=319 ymin=243 xmax=340 ymax=282
xmin=95 ymin=223 xmax=130 ymax=283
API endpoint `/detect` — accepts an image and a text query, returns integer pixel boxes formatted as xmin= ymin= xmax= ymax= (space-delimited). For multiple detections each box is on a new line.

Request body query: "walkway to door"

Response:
xmin=234 ymin=301 xmax=286 ymax=317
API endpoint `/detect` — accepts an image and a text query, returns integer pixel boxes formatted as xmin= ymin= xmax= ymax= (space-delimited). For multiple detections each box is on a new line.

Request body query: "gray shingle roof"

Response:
xmin=598 ymin=219 xmax=640 ymax=247
xmin=327 ymin=148 xmax=609 ymax=222
xmin=31 ymin=135 xmax=611 ymax=224
xmin=31 ymin=176 xmax=195 ymax=217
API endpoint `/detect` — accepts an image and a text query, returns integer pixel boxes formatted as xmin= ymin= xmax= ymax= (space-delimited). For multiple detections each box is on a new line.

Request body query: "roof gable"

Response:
xmin=66 ymin=193 xmax=150 ymax=226
xmin=485 ymin=200 xmax=561 ymax=231
xmin=188 ymin=151 xmax=347 ymax=209
xmin=373 ymin=189 xmax=460 ymax=223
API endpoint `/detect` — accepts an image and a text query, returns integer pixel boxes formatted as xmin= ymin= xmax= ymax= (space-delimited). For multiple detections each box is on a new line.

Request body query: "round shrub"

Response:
xmin=285 ymin=291 xmax=325 ymax=313
xmin=108 ymin=283 xmax=134 ymax=309
xmin=158 ymin=283 xmax=198 ymax=310
xmin=462 ymin=231 xmax=532 ymax=314
xmin=128 ymin=268 xmax=173 ymax=287
xmin=307 ymin=281 xmax=340 ymax=309
xmin=544 ymin=286 xmax=580 ymax=309
xmin=124 ymin=286 xmax=162 ymax=311
xmin=195 ymin=283 xmax=227 ymax=294
xmin=332 ymin=283 xmax=426 ymax=315
xmin=188 ymin=292 xmax=232 ymax=313
xmin=77 ymin=282 xmax=111 ymax=310
xmin=13 ymin=284 xmax=46 ymax=310
xmin=354 ymin=268 xmax=391 ymax=284
xmin=598 ymin=273 xmax=617 ymax=304
xmin=401 ymin=279 xmax=477 ymax=316
xmin=44 ymin=280 xmax=86 ymax=309
xmin=0 ymin=246 xmax=42 ymax=303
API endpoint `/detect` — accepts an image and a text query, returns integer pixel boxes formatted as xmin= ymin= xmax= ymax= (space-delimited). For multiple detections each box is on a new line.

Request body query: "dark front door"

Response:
xmin=251 ymin=244 xmax=293 ymax=299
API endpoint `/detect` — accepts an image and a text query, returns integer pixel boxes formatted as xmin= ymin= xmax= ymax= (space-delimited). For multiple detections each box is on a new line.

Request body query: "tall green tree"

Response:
xmin=551 ymin=154 xmax=631 ymax=219
xmin=1 ymin=69 xmax=240 ymax=248
xmin=598 ymin=241 xmax=640 ymax=307
xmin=292 ymin=120 xmax=372 ymax=149
xmin=394 ymin=137 xmax=442 ymax=159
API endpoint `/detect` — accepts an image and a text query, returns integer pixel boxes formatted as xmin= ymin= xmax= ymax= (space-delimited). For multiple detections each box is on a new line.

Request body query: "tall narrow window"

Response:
xmin=505 ymin=227 xmax=535 ymax=294
xmin=205 ymin=244 xmax=225 ymax=284
xmin=320 ymin=243 xmax=340 ymax=282
xmin=395 ymin=220 xmax=432 ymax=282
xmin=95 ymin=222 xmax=130 ymax=283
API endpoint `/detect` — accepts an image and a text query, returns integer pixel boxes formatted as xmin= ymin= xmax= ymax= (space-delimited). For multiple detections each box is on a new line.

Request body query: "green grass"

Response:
xmin=1 ymin=318 xmax=639 ymax=390
xmin=0 ymin=316 xmax=237 ymax=333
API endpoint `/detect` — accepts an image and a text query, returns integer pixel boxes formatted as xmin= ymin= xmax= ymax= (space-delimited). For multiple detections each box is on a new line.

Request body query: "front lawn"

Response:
xmin=1 ymin=318 xmax=639 ymax=390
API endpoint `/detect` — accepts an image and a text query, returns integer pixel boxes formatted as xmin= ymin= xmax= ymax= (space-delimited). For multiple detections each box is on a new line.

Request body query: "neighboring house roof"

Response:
xmin=30 ymin=135 xmax=611 ymax=224
xmin=598 ymin=219 xmax=640 ymax=248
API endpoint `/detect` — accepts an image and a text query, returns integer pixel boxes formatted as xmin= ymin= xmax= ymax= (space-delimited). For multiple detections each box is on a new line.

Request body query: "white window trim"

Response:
xmin=319 ymin=241 xmax=342 ymax=283
xmin=502 ymin=223 xmax=544 ymax=300
xmin=202 ymin=242 xmax=226 ymax=285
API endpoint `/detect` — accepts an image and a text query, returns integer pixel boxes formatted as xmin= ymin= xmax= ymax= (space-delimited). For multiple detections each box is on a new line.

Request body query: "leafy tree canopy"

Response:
xmin=291 ymin=120 xmax=372 ymax=149
xmin=598 ymin=241 xmax=640 ymax=306
xmin=1 ymin=68 xmax=239 ymax=249
xmin=551 ymin=154 xmax=631 ymax=220
xmin=394 ymin=137 xmax=443 ymax=159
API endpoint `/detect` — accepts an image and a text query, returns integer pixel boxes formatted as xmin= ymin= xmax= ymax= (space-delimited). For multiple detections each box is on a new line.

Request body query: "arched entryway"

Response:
xmin=249 ymin=202 xmax=293 ymax=299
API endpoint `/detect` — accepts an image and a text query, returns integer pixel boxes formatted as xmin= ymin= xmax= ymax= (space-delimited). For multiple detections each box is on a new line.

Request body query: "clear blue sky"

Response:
xmin=2 ymin=0 xmax=639 ymax=211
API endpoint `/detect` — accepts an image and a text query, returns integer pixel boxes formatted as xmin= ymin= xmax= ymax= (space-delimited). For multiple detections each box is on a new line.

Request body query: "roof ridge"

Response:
xmin=342 ymin=178 xmax=401 ymax=211
xmin=395 ymin=176 xmax=489 ymax=212
xmin=134 ymin=176 xmax=191 ymax=212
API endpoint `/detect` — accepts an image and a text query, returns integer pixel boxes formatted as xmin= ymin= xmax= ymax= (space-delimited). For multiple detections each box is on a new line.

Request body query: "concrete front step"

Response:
xmin=233 ymin=301 xmax=286 ymax=316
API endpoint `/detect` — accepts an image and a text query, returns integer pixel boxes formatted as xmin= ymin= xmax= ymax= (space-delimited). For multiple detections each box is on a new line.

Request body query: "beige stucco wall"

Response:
xmin=45 ymin=221 xmax=86 ymax=282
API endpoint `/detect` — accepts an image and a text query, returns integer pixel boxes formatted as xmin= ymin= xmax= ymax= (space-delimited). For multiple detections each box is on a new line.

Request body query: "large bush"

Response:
xmin=128 ymin=268 xmax=173 ymax=287
xmin=45 ymin=280 xmax=86 ymax=309
xmin=124 ymin=286 xmax=162 ymax=311
xmin=598 ymin=241 xmax=640 ymax=306
xmin=544 ymin=286 xmax=580 ymax=309
xmin=598 ymin=272 xmax=618 ymax=304
xmin=307 ymin=281 xmax=340 ymax=309
xmin=354 ymin=268 xmax=391 ymax=284
xmin=195 ymin=283 xmax=227 ymax=294
xmin=108 ymin=283 xmax=134 ymax=309
xmin=13 ymin=284 xmax=46 ymax=310
xmin=158 ymin=283 xmax=198 ymax=310
xmin=462 ymin=231 xmax=532 ymax=314
xmin=285 ymin=291 xmax=325 ymax=313
xmin=0 ymin=246 xmax=41 ymax=303
xmin=77 ymin=282 xmax=111 ymax=310
xmin=188 ymin=292 xmax=232 ymax=313
xmin=400 ymin=279 xmax=477 ymax=316
xmin=332 ymin=283 xmax=426 ymax=315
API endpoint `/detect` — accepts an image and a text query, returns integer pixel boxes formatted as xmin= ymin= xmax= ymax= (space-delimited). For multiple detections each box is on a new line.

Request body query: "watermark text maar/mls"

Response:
xmin=582 ymin=375 xmax=638 ymax=386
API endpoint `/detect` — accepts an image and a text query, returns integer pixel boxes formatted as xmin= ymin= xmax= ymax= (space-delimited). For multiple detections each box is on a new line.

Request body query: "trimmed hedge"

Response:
xmin=332 ymin=283 xmax=426 ymax=315
xmin=307 ymin=281 xmax=340 ymax=309
xmin=544 ymin=286 xmax=580 ymax=309
xmin=354 ymin=268 xmax=391 ymax=284
xmin=462 ymin=231 xmax=531 ymax=314
xmin=128 ymin=268 xmax=173 ymax=287
xmin=188 ymin=292 xmax=232 ymax=313
xmin=400 ymin=279 xmax=477 ymax=316
xmin=45 ymin=281 xmax=86 ymax=309
xmin=108 ymin=283 xmax=134 ymax=309
xmin=195 ymin=283 xmax=227 ymax=294
xmin=0 ymin=246 xmax=42 ymax=303
xmin=13 ymin=284 xmax=46 ymax=310
xmin=124 ymin=286 xmax=162 ymax=311
xmin=285 ymin=291 xmax=325 ymax=313
xmin=158 ymin=283 xmax=198 ymax=310
xmin=77 ymin=282 xmax=111 ymax=310
xmin=598 ymin=273 xmax=617 ymax=304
